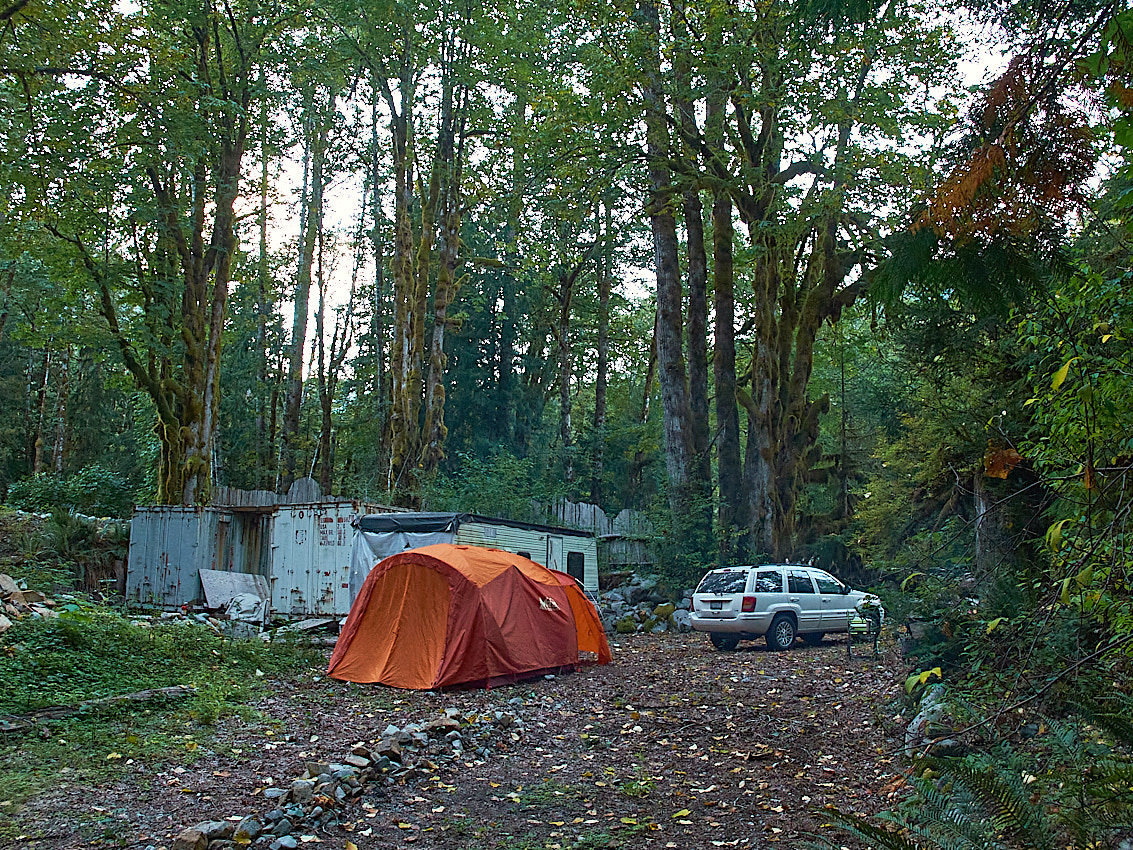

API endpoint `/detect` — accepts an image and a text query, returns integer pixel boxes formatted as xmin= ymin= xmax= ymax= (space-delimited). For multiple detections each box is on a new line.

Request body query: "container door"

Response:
xmin=272 ymin=507 xmax=314 ymax=615
xmin=547 ymin=536 xmax=564 ymax=573
xmin=313 ymin=506 xmax=355 ymax=616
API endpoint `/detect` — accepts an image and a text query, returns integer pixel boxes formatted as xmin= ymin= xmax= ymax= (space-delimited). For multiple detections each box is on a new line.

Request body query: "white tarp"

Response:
xmin=348 ymin=529 xmax=453 ymax=602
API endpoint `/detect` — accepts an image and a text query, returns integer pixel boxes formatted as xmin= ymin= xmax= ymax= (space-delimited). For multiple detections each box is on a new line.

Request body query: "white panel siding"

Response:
xmin=453 ymin=522 xmax=598 ymax=591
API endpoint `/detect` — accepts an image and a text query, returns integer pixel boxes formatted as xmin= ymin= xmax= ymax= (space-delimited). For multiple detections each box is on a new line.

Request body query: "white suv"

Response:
xmin=689 ymin=565 xmax=882 ymax=651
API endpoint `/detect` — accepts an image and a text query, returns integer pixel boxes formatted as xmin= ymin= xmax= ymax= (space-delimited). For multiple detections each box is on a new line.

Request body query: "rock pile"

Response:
xmin=168 ymin=706 xmax=527 ymax=850
xmin=0 ymin=572 xmax=59 ymax=632
xmin=595 ymin=574 xmax=694 ymax=635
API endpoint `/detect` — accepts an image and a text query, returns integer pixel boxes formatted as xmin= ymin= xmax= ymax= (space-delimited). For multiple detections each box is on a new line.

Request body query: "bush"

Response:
xmin=6 ymin=465 xmax=135 ymax=518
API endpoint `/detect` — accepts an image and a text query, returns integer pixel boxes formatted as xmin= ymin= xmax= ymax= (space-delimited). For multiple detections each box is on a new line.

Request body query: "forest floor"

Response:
xmin=3 ymin=632 xmax=911 ymax=850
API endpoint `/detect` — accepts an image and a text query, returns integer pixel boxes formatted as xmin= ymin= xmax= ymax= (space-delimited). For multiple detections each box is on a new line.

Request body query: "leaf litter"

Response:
xmin=5 ymin=632 xmax=905 ymax=849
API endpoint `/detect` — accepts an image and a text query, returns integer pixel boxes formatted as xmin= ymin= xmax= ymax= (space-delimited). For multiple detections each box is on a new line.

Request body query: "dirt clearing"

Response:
xmin=4 ymin=632 xmax=907 ymax=850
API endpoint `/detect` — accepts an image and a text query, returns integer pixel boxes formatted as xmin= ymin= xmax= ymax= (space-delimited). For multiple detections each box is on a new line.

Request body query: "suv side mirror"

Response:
xmin=841 ymin=585 xmax=851 ymax=595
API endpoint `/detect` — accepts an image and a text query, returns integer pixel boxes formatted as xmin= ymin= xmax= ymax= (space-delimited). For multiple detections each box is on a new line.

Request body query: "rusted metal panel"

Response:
xmin=126 ymin=507 xmax=219 ymax=608
xmin=129 ymin=500 xmax=393 ymax=617
xmin=271 ymin=501 xmax=365 ymax=617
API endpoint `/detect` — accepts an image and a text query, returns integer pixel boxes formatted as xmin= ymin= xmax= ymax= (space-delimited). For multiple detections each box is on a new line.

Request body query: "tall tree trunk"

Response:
xmin=315 ymin=224 xmax=331 ymax=493
xmin=557 ymin=267 xmax=575 ymax=485
xmin=0 ymin=266 xmax=13 ymax=343
xmin=640 ymin=0 xmax=694 ymax=523
xmin=707 ymin=74 xmax=745 ymax=560
xmin=314 ymin=209 xmax=360 ymax=496
xmin=52 ymin=346 xmax=69 ymax=474
xmin=279 ymin=87 xmax=330 ymax=493
xmin=673 ymin=0 xmax=711 ymax=501
xmin=498 ymin=88 xmax=527 ymax=448
xmin=591 ymin=197 xmax=612 ymax=506
xmin=32 ymin=347 xmax=49 ymax=474
xmin=256 ymin=86 xmax=271 ymax=490
xmin=369 ymin=78 xmax=390 ymax=481
xmin=421 ymin=71 xmax=466 ymax=474
xmin=384 ymin=30 xmax=423 ymax=504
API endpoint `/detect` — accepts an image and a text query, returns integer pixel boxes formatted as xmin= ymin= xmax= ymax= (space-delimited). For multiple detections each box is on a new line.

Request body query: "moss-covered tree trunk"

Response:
xmin=279 ymin=85 xmax=331 ymax=493
xmin=639 ymin=0 xmax=694 ymax=524
xmin=421 ymin=66 xmax=466 ymax=474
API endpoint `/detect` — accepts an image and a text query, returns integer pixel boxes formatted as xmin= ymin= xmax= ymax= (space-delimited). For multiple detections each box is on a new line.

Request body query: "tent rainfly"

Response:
xmin=327 ymin=544 xmax=611 ymax=689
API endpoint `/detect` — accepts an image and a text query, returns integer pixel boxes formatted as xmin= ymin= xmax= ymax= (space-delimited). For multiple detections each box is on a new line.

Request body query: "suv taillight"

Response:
xmin=741 ymin=596 xmax=756 ymax=612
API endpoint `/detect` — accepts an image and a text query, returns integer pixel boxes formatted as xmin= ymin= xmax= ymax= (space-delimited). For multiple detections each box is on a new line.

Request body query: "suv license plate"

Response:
xmin=710 ymin=601 xmax=723 ymax=610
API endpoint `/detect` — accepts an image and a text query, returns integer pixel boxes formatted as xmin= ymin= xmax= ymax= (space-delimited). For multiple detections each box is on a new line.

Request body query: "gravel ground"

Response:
xmin=4 ymin=631 xmax=910 ymax=850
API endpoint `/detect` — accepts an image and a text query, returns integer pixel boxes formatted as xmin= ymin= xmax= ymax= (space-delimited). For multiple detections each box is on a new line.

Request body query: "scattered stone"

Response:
xmin=233 ymin=816 xmax=262 ymax=841
xmin=171 ymin=827 xmax=208 ymax=850
xmin=374 ymin=738 xmax=402 ymax=762
xmin=165 ymin=699 xmax=538 ymax=846
xmin=423 ymin=717 xmax=460 ymax=737
xmin=289 ymin=779 xmax=315 ymax=803
xmin=193 ymin=821 xmax=233 ymax=840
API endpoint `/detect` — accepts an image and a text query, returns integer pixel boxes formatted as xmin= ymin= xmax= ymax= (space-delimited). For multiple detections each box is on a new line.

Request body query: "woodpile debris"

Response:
xmin=0 ymin=572 xmax=59 ymax=632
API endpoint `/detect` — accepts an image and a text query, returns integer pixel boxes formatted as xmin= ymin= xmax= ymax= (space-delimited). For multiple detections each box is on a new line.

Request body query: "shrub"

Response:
xmin=6 ymin=465 xmax=134 ymax=518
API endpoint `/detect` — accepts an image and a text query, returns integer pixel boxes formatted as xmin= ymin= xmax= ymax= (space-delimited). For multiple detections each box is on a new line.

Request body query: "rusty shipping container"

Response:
xmin=127 ymin=500 xmax=387 ymax=616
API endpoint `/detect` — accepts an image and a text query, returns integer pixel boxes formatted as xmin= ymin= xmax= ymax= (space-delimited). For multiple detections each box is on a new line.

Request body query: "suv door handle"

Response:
xmin=789 ymin=597 xmax=798 ymax=603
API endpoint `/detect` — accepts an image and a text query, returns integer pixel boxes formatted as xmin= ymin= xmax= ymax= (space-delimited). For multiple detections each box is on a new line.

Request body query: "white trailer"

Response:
xmin=349 ymin=512 xmax=599 ymax=602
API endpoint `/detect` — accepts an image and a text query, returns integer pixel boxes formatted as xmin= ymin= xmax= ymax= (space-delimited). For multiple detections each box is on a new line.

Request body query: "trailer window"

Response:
xmin=566 ymin=551 xmax=585 ymax=582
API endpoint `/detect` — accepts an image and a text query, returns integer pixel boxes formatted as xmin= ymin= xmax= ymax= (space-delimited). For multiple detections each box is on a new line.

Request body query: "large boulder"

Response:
xmin=904 ymin=684 xmax=949 ymax=757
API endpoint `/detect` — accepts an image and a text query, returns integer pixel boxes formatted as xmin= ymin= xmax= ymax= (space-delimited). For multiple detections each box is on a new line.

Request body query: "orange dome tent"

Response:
xmin=328 ymin=544 xmax=611 ymax=689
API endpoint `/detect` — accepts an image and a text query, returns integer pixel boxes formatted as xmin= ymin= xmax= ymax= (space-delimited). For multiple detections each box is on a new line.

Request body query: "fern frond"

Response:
xmin=1068 ymin=690 xmax=1133 ymax=745
xmin=814 ymin=807 xmax=932 ymax=850
xmin=944 ymin=758 xmax=1055 ymax=850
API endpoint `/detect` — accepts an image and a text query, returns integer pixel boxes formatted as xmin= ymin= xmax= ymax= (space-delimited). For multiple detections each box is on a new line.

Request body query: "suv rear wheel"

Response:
xmin=709 ymin=632 xmax=741 ymax=651
xmin=767 ymin=614 xmax=796 ymax=651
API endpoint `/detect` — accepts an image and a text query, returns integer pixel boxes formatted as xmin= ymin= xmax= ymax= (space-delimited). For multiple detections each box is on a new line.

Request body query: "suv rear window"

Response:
xmin=696 ymin=571 xmax=748 ymax=594
xmin=788 ymin=571 xmax=815 ymax=593
xmin=754 ymin=570 xmax=783 ymax=593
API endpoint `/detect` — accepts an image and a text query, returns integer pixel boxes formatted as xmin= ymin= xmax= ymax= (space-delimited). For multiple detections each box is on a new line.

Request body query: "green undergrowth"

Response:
xmin=0 ymin=607 xmax=321 ymax=818
xmin=0 ymin=608 xmax=318 ymax=713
